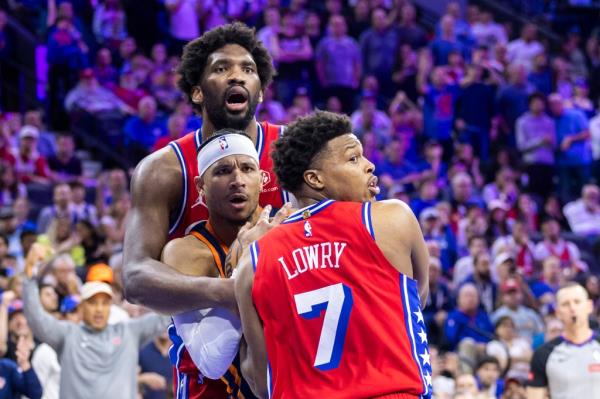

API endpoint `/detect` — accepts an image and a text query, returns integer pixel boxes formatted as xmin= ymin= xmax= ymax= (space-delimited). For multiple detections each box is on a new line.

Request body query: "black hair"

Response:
xmin=272 ymin=111 xmax=352 ymax=193
xmin=528 ymin=91 xmax=546 ymax=106
xmin=177 ymin=22 xmax=276 ymax=114
xmin=476 ymin=355 xmax=500 ymax=370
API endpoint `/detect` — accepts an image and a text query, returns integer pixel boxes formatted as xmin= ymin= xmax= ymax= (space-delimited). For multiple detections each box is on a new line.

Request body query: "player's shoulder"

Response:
xmin=371 ymin=199 xmax=415 ymax=220
xmin=162 ymin=235 xmax=215 ymax=276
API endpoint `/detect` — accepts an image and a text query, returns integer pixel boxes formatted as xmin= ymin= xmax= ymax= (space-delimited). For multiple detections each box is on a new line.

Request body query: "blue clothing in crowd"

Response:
xmin=423 ymin=85 xmax=460 ymax=141
xmin=555 ymin=109 xmax=592 ymax=165
xmin=123 ymin=116 xmax=168 ymax=150
xmin=445 ymin=309 xmax=494 ymax=350
xmin=0 ymin=359 xmax=42 ymax=399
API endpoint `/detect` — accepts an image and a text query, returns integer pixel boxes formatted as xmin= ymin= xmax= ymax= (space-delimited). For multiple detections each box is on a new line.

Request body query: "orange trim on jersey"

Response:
xmin=205 ymin=221 xmax=230 ymax=253
xmin=189 ymin=231 xmax=227 ymax=278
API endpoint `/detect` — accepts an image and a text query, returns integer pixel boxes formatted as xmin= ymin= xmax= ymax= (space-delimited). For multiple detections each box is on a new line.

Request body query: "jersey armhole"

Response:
xmin=167 ymin=142 xmax=188 ymax=236
xmin=250 ymin=241 xmax=260 ymax=272
xmin=361 ymin=202 xmax=375 ymax=240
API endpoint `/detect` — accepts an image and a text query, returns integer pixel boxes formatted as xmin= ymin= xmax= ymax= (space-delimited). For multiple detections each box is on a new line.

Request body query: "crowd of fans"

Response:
xmin=1 ymin=0 xmax=600 ymax=398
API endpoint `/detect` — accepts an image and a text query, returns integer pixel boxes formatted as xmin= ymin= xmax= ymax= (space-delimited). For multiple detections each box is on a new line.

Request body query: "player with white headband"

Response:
xmin=161 ymin=129 xmax=291 ymax=398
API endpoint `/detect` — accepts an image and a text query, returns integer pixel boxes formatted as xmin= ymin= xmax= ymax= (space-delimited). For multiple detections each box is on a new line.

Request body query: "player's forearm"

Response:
xmin=123 ymin=258 xmax=235 ymax=314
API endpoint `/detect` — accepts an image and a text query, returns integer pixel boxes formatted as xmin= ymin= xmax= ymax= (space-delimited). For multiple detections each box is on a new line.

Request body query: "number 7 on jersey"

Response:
xmin=294 ymin=283 xmax=354 ymax=371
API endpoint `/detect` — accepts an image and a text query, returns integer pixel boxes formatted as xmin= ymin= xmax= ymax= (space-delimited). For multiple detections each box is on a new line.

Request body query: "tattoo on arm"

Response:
xmin=224 ymin=237 xmax=244 ymax=277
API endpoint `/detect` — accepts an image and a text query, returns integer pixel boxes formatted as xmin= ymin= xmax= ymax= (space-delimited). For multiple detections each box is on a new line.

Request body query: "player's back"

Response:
xmin=251 ymin=200 xmax=432 ymax=399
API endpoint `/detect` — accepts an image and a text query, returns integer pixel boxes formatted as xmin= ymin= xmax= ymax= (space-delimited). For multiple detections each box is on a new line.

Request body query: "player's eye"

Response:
xmin=243 ymin=66 xmax=255 ymax=73
xmin=349 ymin=155 xmax=358 ymax=163
xmin=215 ymin=66 xmax=227 ymax=73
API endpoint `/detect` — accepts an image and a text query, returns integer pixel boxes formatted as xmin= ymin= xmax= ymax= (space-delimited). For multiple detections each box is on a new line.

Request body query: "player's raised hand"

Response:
xmin=239 ymin=203 xmax=294 ymax=245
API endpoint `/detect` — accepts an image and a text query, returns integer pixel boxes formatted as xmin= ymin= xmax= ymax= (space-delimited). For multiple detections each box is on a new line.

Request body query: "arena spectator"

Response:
xmin=462 ymin=251 xmax=497 ymax=314
xmin=359 ymin=7 xmax=398 ymax=98
xmin=123 ymin=96 xmax=167 ymax=160
xmin=563 ymin=184 xmax=600 ymax=237
xmin=396 ymin=3 xmax=427 ymax=49
xmin=486 ymin=316 xmax=532 ymax=380
xmin=164 ymin=0 xmax=200 ymax=54
xmin=36 ymin=183 xmax=76 ymax=234
xmin=496 ymin=64 xmax=532 ymax=146
xmin=424 ymin=257 xmax=453 ymax=347
xmin=420 ymin=207 xmax=458 ymax=273
xmin=515 ymin=92 xmax=556 ymax=198
xmin=529 ymin=256 xmax=563 ymax=303
xmin=491 ymin=278 xmax=544 ymax=342
xmin=471 ymin=10 xmax=507 ymax=48
xmin=272 ymin=11 xmax=313 ymax=106
xmin=69 ymin=181 xmax=98 ymax=227
xmin=548 ymin=93 xmax=593 ymax=201
xmin=430 ymin=15 xmax=463 ymax=66
xmin=444 ymin=283 xmax=494 ymax=352
xmin=64 ymin=68 xmax=131 ymax=116
xmin=474 ymin=356 xmax=503 ymax=398
xmin=0 ymin=162 xmax=26 ymax=210
xmin=528 ymin=53 xmax=553 ymax=96
xmin=12 ymin=126 xmax=52 ymax=186
xmin=492 ymin=220 xmax=536 ymax=277
xmin=47 ymin=134 xmax=82 ymax=183
xmin=315 ymin=14 xmax=361 ymax=114
xmin=453 ymin=235 xmax=488 ymax=287
xmin=94 ymin=48 xmax=119 ymax=87
xmin=23 ymin=110 xmax=56 ymax=159
xmin=506 ymin=23 xmax=543 ymax=72
xmin=24 ymin=246 xmax=169 ymax=399
xmin=534 ymin=218 xmax=581 ymax=268
xmin=257 ymin=7 xmax=280 ymax=58
xmin=138 ymin=332 xmax=172 ymax=399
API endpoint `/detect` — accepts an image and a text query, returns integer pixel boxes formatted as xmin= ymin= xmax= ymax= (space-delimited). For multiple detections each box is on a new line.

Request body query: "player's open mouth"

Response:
xmin=228 ymin=193 xmax=248 ymax=209
xmin=225 ymin=86 xmax=249 ymax=113
xmin=368 ymin=176 xmax=380 ymax=196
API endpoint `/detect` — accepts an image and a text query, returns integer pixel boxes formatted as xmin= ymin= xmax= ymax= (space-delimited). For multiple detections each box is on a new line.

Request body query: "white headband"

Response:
xmin=197 ymin=134 xmax=259 ymax=176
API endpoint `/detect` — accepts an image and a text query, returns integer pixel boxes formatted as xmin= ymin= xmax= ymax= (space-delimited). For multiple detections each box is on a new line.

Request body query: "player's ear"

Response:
xmin=194 ymin=176 xmax=205 ymax=196
xmin=191 ymin=86 xmax=204 ymax=105
xmin=303 ymin=169 xmax=324 ymax=191
xmin=258 ymin=89 xmax=264 ymax=103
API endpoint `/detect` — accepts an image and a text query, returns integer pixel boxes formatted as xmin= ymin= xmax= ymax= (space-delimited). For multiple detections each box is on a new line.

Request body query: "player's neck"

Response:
xmin=293 ymin=191 xmax=329 ymax=209
xmin=200 ymin=117 xmax=259 ymax=144
xmin=563 ymin=325 xmax=593 ymax=344
xmin=207 ymin=216 xmax=242 ymax=247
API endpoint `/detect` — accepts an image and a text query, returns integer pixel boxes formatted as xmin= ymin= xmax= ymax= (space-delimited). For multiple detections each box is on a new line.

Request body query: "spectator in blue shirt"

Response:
xmin=496 ymin=63 xmax=533 ymax=147
xmin=375 ymin=138 xmax=420 ymax=194
xmin=139 ymin=332 xmax=171 ymax=399
xmin=419 ymin=66 xmax=460 ymax=157
xmin=430 ymin=15 xmax=464 ymax=66
xmin=123 ymin=96 xmax=167 ymax=163
xmin=549 ymin=93 xmax=593 ymax=202
xmin=423 ymin=257 xmax=454 ymax=347
xmin=445 ymin=283 xmax=494 ymax=351
xmin=359 ymin=8 xmax=399 ymax=99
xmin=411 ymin=177 xmax=440 ymax=219
xmin=420 ymin=207 xmax=458 ymax=273
xmin=528 ymin=53 xmax=553 ymax=95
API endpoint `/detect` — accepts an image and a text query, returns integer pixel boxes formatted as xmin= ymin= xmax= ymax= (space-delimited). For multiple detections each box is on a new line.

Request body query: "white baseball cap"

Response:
xmin=80 ymin=281 xmax=113 ymax=301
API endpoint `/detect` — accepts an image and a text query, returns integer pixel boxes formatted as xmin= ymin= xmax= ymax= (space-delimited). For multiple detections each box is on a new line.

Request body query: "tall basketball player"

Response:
xmin=164 ymin=130 xmax=289 ymax=398
xmin=122 ymin=22 xmax=289 ymax=399
xmin=236 ymin=111 xmax=432 ymax=398
xmin=123 ymin=22 xmax=288 ymax=314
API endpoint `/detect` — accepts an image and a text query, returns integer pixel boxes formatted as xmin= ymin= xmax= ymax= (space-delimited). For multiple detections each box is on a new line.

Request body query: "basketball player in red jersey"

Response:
xmin=163 ymin=130 xmax=288 ymax=399
xmin=123 ymin=22 xmax=288 ymax=315
xmin=235 ymin=111 xmax=432 ymax=399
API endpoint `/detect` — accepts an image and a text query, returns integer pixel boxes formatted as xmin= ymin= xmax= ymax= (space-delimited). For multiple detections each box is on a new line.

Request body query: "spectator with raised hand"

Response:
xmin=548 ymin=92 xmax=593 ymax=202
xmin=92 ymin=0 xmax=127 ymax=51
xmin=23 ymin=243 xmax=170 ymax=399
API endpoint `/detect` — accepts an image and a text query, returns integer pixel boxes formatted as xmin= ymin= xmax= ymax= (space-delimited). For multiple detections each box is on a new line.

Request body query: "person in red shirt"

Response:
xmin=12 ymin=126 xmax=51 ymax=185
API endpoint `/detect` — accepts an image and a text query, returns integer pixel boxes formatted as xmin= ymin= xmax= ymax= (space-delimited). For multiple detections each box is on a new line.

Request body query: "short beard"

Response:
xmin=202 ymin=86 xmax=260 ymax=131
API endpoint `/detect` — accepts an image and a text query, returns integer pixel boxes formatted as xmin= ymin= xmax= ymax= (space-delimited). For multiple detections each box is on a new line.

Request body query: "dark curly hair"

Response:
xmin=177 ymin=22 xmax=276 ymax=114
xmin=272 ymin=111 xmax=352 ymax=193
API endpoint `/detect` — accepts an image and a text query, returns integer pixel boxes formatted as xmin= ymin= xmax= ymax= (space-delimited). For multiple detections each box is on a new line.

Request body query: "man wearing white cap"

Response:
xmin=161 ymin=129 xmax=289 ymax=398
xmin=13 ymin=125 xmax=52 ymax=185
xmin=22 ymin=246 xmax=170 ymax=399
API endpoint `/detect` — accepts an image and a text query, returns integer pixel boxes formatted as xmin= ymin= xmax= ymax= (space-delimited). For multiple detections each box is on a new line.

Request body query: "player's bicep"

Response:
xmin=124 ymin=152 xmax=180 ymax=263
xmin=235 ymin=251 xmax=268 ymax=398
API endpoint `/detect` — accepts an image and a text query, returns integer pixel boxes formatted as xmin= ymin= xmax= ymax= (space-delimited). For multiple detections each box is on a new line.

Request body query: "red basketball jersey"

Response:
xmin=167 ymin=121 xmax=289 ymax=239
xmin=251 ymin=200 xmax=432 ymax=399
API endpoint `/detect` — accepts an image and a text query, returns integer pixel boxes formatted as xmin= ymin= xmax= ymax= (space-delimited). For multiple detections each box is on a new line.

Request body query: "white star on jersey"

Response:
xmin=419 ymin=350 xmax=431 ymax=366
xmin=414 ymin=309 xmax=424 ymax=324
xmin=417 ymin=328 xmax=428 ymax=344
xmin=423 ymin=371 xmax=432 ymax=387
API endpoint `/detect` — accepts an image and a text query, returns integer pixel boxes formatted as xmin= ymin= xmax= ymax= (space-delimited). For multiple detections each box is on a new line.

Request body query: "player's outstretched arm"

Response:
xmin=123 ymin=151 xmax=231 ymax=314
xmin=235 ymin=250 xmax=268 ymax=399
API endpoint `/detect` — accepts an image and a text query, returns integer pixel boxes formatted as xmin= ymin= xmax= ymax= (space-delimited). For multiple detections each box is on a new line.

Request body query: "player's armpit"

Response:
xmin=525 ymin=386 xmax=547 ymax=399
xmin=235 ymin=250 xmax=268 ymax=399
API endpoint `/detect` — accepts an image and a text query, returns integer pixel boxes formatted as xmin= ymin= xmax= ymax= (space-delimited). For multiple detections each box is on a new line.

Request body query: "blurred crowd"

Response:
xmin=1 ymin=0 xmax=600 ymax=398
